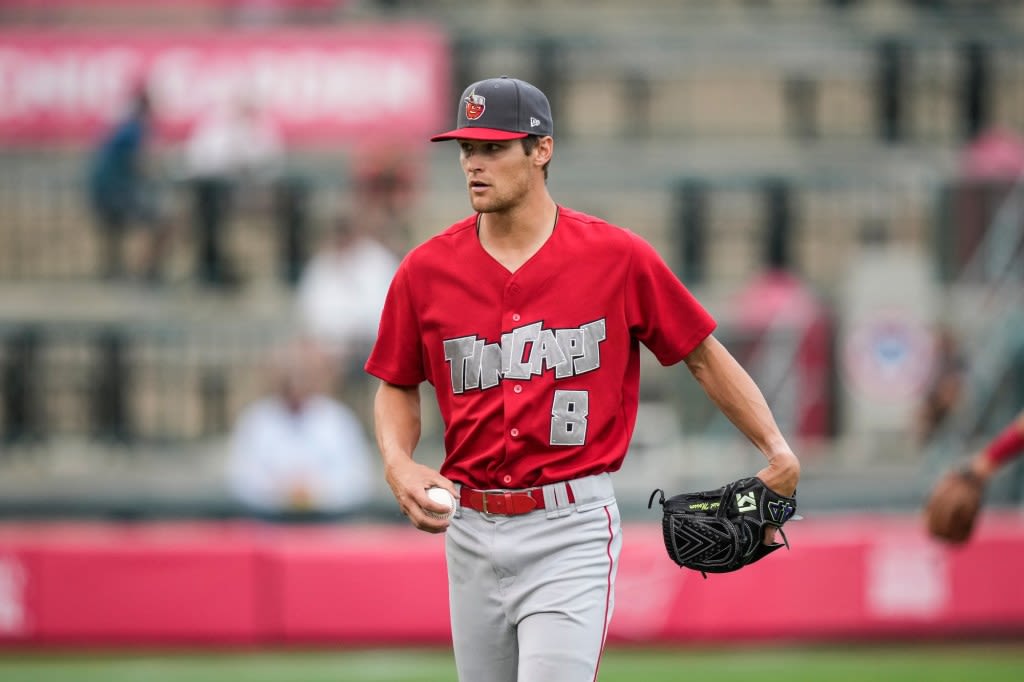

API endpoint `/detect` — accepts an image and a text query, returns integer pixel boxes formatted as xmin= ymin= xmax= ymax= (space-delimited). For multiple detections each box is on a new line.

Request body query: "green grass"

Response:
xmin=0 ymin=643 xmax=1022 ymax=681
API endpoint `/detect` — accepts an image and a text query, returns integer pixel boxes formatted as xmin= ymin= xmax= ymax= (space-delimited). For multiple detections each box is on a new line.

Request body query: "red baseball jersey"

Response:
xmin=365 ymin=207 xmax=716 ymax=490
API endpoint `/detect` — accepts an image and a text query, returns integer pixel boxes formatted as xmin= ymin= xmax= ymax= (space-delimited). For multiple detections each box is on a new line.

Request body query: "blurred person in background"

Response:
xmin=351 ymin=145 xmax=419 ymax=256
xmin=915 ymin=323 xmax=968 ymax=446
xmin=226 ymin=336 xmax=375 ymax=520
xmin=951 ymin=123 xmax=1024 ymax=281
xmin=182 ymin=90 xmax=284 ymax=288
xmin=86 ymin=85 xmax=175 ymax=284
xmin=295 ymin=211 xmax=400 ymax=386
xmin=961 ymin=124 xmax=1024 ymax=180
xmin=925 ymin=408 xmax=1024 ymax=544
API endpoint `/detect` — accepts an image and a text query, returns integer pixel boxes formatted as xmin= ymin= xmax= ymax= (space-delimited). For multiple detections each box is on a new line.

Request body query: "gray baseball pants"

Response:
xmin=445 ymin=473 xmax=622 ymax=682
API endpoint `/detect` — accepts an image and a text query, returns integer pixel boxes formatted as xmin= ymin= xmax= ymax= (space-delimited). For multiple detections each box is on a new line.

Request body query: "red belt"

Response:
xmin=459 ymin=483 xmax=575 ymax=516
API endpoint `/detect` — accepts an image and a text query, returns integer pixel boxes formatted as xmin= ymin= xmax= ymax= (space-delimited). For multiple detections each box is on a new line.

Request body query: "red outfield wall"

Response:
xmin=0 ymin=514 xmax=1022 ymax=646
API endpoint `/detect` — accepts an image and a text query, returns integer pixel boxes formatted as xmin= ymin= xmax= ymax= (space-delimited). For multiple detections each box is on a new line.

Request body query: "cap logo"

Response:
xmin=530 ymin=117 xmax=541 ymax=128
xmin=464 ymin=91 xmax=486 ymax=121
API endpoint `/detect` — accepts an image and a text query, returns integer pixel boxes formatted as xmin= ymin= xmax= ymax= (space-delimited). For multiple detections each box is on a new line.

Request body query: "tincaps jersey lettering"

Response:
xmin=444 ymin=319 xmax=607 ymax=394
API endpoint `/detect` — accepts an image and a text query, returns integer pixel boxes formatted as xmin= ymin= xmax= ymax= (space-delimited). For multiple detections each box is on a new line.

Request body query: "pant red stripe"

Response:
xmin=592 ymin=505 xmax=615 ymax=682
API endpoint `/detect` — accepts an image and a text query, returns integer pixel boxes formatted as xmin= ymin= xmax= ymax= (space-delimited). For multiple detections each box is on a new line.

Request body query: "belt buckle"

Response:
xmin=481 ymin=491 xmax=502 ymax=514
xmin=481 ymin=491 xmax=514 ymax=515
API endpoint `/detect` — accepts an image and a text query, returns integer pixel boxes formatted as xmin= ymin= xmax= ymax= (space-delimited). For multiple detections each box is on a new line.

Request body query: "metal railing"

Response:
xmin=0 ymin=318 xmax=296 ymax=449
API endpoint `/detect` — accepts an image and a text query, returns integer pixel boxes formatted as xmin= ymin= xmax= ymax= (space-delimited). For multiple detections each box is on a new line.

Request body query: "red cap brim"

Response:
xmin=429 ymin=127 xmax=529 ymax=142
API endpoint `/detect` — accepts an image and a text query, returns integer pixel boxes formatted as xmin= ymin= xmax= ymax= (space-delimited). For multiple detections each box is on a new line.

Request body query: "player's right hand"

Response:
xmin=384 ymin=458 xmax=456 ymax=534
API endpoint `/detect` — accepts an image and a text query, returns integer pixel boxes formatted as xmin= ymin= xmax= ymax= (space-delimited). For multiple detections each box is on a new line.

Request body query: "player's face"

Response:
xmin=458 ymin=139 xmax=536 ymax=213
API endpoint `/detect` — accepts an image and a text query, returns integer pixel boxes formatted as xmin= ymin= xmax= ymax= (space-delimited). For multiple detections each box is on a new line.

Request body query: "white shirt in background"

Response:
xmin=226 ymin=394 xmax=375 ymax=514
xmin=296 ymin=237 xmax=400 ymax=356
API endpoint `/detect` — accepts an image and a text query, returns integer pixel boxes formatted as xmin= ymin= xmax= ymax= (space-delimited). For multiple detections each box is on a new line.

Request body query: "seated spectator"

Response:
xmin=295 ymin=213 xmax=400 ymax=380
xmin=225 ymin=337 xmax=375 ymax=520
xmin=86 ymin=85 xmax=174 ymax=283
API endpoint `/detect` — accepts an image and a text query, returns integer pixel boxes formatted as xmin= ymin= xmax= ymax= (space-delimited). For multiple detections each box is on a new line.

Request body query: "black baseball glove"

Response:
xmin=648 ymin=476 xmax=798 ymax=577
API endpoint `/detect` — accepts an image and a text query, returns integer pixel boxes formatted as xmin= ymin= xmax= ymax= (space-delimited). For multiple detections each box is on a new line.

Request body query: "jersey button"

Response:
xmin=513 ymin=385 xmax=523 ymax=394
xmin=511 ymin=313 xmax=521 ymax=322
xmin=510 ymin=428 xmax=520 ymax=438
xmin=503 ymin=475 xmax=512 ymax=485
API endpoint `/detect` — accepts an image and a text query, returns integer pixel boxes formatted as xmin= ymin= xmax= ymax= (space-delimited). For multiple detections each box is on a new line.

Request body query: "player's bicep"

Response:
xmin=375 ymin=381 xmax=421 ymax=422
xmin=374 ymin=381 xmax=422 ymax=457
xmin=681 ymin=335 xmax=715 ymax=374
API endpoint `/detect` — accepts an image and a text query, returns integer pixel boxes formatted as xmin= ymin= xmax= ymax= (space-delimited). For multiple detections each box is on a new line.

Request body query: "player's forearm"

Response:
xmin=373 ymin=381 xmax=422 ymax=468
xmin=970 ymin=410 xmax=1024 ymax=482
xmin=683 ymin=336 xmax=800 ymax=492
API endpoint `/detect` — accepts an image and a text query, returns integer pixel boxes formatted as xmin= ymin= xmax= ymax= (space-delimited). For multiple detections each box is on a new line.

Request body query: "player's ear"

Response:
xmin=533 ymin=136 xmax=554 ymax=167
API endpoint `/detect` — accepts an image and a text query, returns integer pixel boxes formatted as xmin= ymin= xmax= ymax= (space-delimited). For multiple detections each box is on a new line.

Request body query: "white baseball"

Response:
xmin=424 ymin=486 xmax=456 ymax=520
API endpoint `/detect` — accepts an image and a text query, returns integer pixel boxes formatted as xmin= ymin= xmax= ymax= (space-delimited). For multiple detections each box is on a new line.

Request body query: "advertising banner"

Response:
xmin=0 ymin=27 xmax=450 ymax=145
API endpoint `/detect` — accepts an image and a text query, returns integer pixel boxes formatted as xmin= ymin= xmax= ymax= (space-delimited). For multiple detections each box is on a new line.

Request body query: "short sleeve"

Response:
xmin=364 ymin=259 xmax=426 ymax=386
xmin=624 ymin=232 xmax=716 ymax=365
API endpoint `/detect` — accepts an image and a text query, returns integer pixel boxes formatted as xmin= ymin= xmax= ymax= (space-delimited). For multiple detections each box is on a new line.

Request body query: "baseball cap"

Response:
xmin=430 ymin=76 xmax=553 ymax=142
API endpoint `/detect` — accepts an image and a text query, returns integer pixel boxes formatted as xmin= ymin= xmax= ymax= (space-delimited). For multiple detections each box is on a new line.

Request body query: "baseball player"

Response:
xmin=925 ymin=408 xmax=1024 ymax=544
xmin=365 ymin=76 xmax=801 ymax=681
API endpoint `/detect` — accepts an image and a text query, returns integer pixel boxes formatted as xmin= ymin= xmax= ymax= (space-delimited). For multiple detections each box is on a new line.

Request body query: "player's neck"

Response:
xmin=477 ymin=195 xmax=558 ymax=273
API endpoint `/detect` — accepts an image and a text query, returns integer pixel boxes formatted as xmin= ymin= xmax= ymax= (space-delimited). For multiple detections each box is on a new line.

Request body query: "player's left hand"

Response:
xmin=755 ymin=452 xmax=800 ymax=497
xmin=756 ymin=452 xmax=800 ymax=544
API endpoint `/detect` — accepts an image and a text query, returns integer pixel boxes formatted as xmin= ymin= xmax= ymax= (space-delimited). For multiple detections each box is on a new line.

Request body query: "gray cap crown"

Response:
xmin=430 ymin=76 xmax=553 ymax=141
